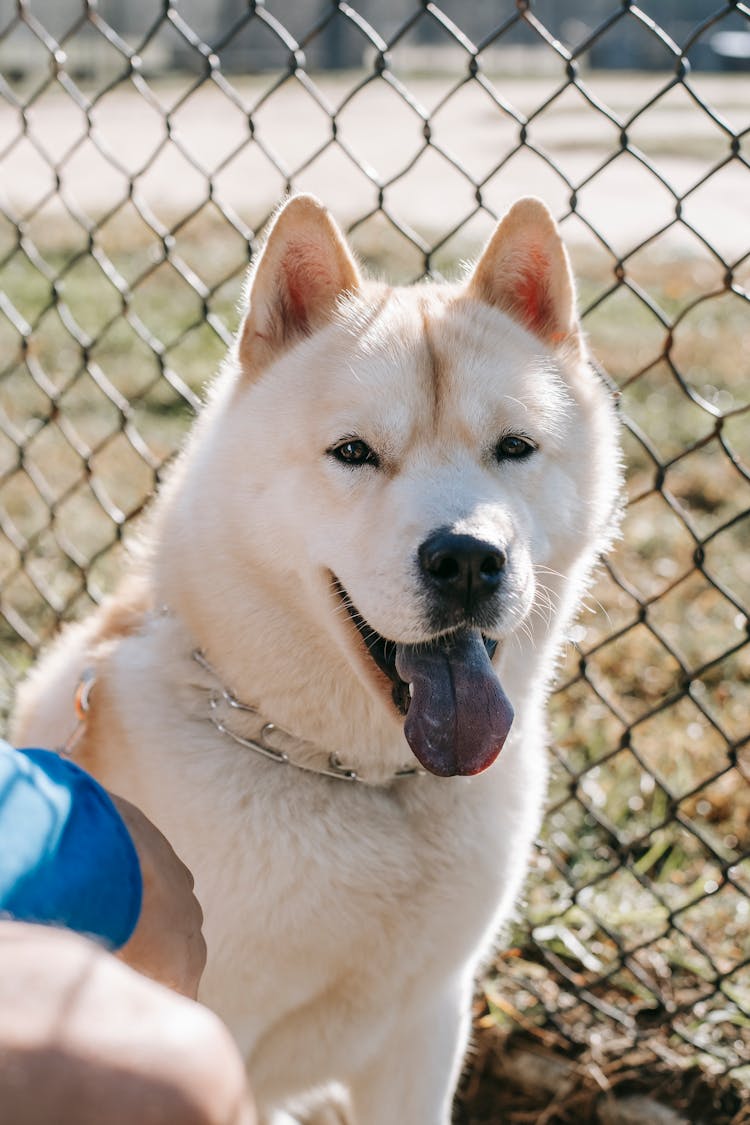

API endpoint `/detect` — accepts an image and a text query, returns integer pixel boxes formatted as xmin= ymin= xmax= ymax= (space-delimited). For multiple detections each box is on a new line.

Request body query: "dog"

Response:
xmin=12 ymin=194 xmax=621 ymax=1124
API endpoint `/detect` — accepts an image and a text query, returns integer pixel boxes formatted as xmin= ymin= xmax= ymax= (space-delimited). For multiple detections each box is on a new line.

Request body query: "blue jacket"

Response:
xmin=0 ymin=740 xmax=142 ymax=949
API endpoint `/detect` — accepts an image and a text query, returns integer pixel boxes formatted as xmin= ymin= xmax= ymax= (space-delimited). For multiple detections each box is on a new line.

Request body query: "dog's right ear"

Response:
xmin=239 ymin=195 xmax=361 ymax=377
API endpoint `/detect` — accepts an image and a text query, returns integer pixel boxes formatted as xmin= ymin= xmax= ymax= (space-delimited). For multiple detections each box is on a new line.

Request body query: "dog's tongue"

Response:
xmin=395 ymin=629 xmax=513 ymax=777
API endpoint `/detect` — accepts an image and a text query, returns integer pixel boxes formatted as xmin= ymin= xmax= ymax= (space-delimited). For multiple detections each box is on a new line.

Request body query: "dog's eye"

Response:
xmin=495 ymin=434 xmax=537 ymax=462
xmin=329 ymin=439 xmax=380 ymax=468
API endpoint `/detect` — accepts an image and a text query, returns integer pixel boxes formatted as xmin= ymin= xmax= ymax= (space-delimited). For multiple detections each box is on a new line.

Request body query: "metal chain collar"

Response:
xmin=58 ymin=619 xmax=424 ymax=785
xmin=60 ymin=651 xmax=423 ymax=785
xmin=192 ymin=649 xmax=424 ymax=785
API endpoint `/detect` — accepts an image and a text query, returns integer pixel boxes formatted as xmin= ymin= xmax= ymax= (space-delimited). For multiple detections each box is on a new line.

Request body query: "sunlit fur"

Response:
xmin=13 ymin=196 xmax=621 ymax=1125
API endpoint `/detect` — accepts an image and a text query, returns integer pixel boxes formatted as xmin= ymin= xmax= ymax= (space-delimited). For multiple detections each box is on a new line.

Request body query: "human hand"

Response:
xmin=110 ymin=795 xmax=207 ymax=998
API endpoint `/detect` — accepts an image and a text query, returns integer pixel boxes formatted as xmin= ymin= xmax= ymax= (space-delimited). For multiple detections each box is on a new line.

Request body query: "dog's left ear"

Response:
xmin=467 ymin=198 xmax=579 ymax=350
xmin=239 ymin=194 xmax=361 ymax=376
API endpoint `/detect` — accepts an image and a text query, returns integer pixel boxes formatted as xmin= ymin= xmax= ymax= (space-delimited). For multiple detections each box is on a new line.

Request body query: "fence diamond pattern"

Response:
xmin=0 ymin=0 xmax=748 ymax=1107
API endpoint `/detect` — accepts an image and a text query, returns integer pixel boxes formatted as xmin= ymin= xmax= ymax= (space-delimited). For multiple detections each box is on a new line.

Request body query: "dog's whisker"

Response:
xmin=532 ymin=586 xmax=561 ymax=628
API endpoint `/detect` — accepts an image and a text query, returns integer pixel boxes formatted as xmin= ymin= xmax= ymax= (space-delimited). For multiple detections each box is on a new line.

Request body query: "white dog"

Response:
xmin=13 ymin=194 xmax=621 ymax=1124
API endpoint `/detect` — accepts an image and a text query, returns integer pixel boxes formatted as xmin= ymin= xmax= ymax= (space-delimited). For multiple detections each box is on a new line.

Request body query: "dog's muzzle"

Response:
xmin=333 ymin=576 xmax=514 ymax=778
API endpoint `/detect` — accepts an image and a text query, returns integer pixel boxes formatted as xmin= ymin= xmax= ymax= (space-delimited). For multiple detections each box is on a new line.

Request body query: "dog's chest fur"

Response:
xmin=105 ymin=620 xmax=545 ymax=1039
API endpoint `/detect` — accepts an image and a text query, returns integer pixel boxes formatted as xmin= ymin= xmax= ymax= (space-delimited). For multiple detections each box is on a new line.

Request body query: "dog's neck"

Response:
xmin=148 ymin=562 xmax=426 ymax=783
xmin=188 ymin=645 xmax=424 ymax=786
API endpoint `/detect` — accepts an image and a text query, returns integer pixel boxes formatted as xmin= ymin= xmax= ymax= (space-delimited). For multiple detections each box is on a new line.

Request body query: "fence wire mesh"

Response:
xmin=0 ymin=0 xmax=749 ymax=1116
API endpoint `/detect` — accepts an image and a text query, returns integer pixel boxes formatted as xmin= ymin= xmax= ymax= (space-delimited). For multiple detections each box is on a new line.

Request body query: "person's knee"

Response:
xmin=0 ymin=923 xmax=255 ymax=1125
xmin=163 ymin=1003 xmax=256 ymax=1125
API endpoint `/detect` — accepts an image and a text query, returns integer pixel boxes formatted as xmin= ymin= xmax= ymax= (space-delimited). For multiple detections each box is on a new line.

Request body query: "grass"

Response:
xmin=1 ymin=206 xmax=749 ymax=1106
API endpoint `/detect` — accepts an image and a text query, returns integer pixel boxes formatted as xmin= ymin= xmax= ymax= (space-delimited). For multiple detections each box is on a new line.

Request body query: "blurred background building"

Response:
xmin=2 ymin=0 xmax=749 ymax=78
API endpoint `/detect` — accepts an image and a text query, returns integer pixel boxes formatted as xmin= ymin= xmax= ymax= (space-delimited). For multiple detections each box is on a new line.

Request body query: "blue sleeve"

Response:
xmin=0 ymin=741 xmax=142 ymax=950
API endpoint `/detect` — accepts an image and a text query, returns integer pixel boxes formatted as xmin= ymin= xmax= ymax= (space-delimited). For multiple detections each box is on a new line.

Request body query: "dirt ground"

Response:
xmin=455 ymin=1025 xmax=750 ymax=1125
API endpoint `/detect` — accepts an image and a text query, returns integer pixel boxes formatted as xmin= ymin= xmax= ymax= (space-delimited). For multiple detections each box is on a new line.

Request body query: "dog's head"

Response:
xmin=218 ymin=195 xmax=619 ymax=777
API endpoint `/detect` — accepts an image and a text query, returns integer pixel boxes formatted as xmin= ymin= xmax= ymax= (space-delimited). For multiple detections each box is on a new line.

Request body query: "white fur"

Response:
xmin=12 ymin=197 xmax=621 ymax=1124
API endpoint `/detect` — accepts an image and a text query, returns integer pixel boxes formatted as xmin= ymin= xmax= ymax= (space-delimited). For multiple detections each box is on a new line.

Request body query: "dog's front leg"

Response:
xmin=347 ymin=983 xmax=471 ymax=1125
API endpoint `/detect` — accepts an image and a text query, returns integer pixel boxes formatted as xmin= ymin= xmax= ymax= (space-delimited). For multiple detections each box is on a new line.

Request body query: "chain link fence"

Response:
xmin=1 ymin=1 xmax=748 ymax=1119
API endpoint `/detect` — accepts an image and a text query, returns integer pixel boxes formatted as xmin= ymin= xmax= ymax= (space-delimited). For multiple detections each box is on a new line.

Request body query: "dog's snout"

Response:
xmin=419 ymin=530 xmax=506 ymax=609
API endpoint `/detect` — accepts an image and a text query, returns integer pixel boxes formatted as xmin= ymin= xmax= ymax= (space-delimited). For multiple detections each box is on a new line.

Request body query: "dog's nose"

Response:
xmin=419 ymin=531 xmax=506 ymax=609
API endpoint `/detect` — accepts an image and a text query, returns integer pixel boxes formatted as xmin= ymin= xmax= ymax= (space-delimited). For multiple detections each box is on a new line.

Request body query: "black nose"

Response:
xmin=419 ymin=530 xmax=506 ymax=610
